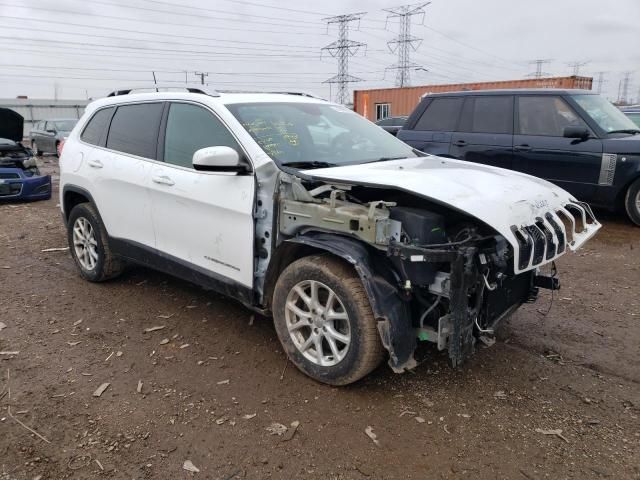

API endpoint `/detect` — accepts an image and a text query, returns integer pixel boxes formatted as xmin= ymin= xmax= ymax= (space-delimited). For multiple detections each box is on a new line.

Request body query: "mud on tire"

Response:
xmin=272 ymin=254 xmax=384 ymax=385
xmin=67 ymin=203 xmax=124 ymax=282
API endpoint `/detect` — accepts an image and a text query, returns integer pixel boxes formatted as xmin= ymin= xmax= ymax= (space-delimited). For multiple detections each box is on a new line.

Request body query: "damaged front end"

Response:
xmin=271 ymin=174 xmax=599 ymax=371
xmin=0 ymin=141 xmax=51 ymax=201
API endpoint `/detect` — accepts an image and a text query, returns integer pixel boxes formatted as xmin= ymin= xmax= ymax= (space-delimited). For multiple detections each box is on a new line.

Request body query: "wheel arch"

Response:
xmin=265 ymin=232 xmax=417 ymax=372
xmin=617 ymin=172 xmax=640 ymax=209
xmin=62 ymin=185 xmax=98 ymax=223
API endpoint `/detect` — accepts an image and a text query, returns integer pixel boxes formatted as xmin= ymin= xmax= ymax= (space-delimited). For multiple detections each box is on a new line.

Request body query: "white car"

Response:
xmin=59 ymin=87 xmax=600 ymax=385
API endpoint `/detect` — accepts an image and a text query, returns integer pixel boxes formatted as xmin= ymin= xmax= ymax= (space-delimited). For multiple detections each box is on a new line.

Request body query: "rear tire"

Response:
xmin=67 ymin=203 xmax=124 ymax=282
xmin=272 ymin=255 xmax=384 ymax=385
xmin=624 ymin=178 xmax=640 ymax=226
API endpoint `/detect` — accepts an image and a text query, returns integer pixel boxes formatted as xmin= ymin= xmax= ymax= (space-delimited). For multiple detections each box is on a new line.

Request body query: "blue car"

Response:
xmin=0 ymin=108 xmax=51 ymax=202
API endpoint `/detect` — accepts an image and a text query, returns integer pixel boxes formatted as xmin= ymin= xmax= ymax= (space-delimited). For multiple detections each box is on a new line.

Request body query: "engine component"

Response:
xmin=389 ymin=207 xmax=446 ymax=245
xmin=279 ymin=190 xmax=401 ymax=247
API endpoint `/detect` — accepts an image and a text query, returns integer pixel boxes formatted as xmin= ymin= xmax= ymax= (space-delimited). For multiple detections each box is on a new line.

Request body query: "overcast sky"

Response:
xmin=1 ymin=0 xmax=638 ymax=102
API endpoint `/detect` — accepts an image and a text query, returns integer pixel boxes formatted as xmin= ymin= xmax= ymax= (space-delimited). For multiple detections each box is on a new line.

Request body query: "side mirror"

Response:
xmin=563 ymin=126 xmax=590 ymax=140
xmin=192 ymin=146 xmax=249 ymax=173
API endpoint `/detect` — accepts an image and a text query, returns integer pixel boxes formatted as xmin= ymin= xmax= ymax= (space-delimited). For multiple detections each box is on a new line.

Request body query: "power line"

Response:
xmin=0 ymin=15 xmax=324 ymax=50
xmin=0 ymin=23 xmax=320 ymax=54
xmin=194 ymin=72 xmax=209 ymax=85
xmin=618 ymin=71 xmax=633 ymax=104
xmin=0 ymin=35 xmax=322 ymax=59
xmin=84 ymin=0 xmax=324 ymax=27
xmin=594 ymin=71 xmax=607 ymax=94
xmin=527 ymin=59 xmax=552 ymax=79
xmin=0 ymin=63 xmax=353 ymax=77
xmin=384 ymin=3 xmax=430 ymax=88
xmin=567 ymin=61 xmax=589 ymax=76
xmin=187 ymin=0 xmax=332 ymax=16
xmin=321 ymin=13 xmax=367 ymax=104
xmin=0 ymin=2 xmax=324 ymax=33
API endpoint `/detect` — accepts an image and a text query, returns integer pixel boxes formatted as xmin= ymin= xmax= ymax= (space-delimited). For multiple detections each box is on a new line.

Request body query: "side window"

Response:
xmin=106 ymin=103 xmax=164 ymax=158
xmin=518 ymin=96 xmax=587 ymax=137
xmin=81 ymin=107 xmax=115 ymax=147
xmin=375 ymin=103 xmax=390 ymax=121
xmin=163 ymin=103 xmax=240 ymax=169
xmin=414 ymin=97 xmax=463 ymax=131
xmin=459 ymin=96 xmax=513 ymax=134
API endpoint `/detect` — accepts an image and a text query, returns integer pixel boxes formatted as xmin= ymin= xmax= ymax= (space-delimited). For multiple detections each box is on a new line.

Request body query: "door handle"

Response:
xmin=152 ymin=175 xmax=175 ymax=186
xmin=514 ymin=144 xmax=532 ymax=152
xmin=452 ymin=140 xmax=467 ymax=147
xmin=87 ymin=159 xmax=103 ymax=169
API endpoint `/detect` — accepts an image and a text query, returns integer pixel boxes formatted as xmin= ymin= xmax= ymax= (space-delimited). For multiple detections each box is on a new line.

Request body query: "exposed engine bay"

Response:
xmin=270 ymin=174 xmax=595 ymax=370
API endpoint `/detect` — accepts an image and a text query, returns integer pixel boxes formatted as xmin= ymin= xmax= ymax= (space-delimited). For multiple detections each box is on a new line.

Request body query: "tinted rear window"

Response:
xmin=414 ymin=97 xmax=463 ymax=131
xmin=81 ymin=107 xmax=114 ymax=146
xmin=459 ymin=96 xmax=513 ymax=134
xmin=106 ymin=103 xmax=164 ymax=159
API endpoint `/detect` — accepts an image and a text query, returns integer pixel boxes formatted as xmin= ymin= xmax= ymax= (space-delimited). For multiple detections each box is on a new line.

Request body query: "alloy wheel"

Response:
xmin=285 ymin=280 xmax=351 ymax=366
xmin=72 ymin=217 xmax=99 ymax=271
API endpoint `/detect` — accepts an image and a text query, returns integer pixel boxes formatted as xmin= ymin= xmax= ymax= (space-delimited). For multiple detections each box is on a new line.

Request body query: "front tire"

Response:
xmin=67 ymin=203 xmax=124 ymax=282
xmin=624 ymin=178 xmax=640 ymax=226
xmin=272 ymin=255 xmax=384 ymax=385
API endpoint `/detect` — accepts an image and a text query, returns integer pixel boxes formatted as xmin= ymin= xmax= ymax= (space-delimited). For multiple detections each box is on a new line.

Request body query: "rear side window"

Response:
xmin=459 ymin=96 xmax=513 ymax=134
xmin=106 ymin=103 xmax=164 ymax=158
xmin=518 ymin=96 xmax=586 ymax=137
xmin=81 ymin=107 xmax=114 ymax=146
xmin=414 ymin=97 xmax=463 ymax=131
xmin=163 ymin=103 xmax=241 ymax=169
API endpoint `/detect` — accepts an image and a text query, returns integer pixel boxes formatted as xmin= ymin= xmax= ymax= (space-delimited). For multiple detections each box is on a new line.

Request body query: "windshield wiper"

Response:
xmin=280 ymin=161 xmax=338 ymax=169
xmin=606 ymin=129 xmax=640 ymax=135
xmin=363 ymin=155 xmax=408 ymax=164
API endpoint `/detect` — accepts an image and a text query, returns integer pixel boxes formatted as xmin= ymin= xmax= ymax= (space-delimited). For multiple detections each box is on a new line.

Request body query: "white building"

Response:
xmin=0 ymin=98 xmax=90 ymax=137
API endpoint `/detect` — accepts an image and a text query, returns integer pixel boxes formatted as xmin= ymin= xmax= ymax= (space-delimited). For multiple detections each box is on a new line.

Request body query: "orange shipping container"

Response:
xmin=354 ymin=76 xmax=593 ymax=121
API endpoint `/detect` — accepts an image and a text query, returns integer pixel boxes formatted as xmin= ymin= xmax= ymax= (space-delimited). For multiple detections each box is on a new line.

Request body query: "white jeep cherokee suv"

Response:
xmin=60 ymin=87 xmax=600 ymax=385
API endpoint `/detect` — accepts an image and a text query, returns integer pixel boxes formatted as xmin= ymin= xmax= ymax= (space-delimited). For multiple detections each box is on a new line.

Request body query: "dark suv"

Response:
xmin=398 ymin=89 xmax=640 ymax=225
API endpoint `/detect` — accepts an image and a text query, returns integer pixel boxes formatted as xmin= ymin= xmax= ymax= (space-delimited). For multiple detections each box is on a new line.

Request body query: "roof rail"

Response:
xmin=216 ymin=89 xmax=326 ymax=101
xmin=106 ymin=86 xmax=221 ymax=97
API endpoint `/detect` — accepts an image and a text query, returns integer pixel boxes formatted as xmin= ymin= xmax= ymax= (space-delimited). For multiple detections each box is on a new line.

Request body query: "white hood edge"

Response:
xmin=304 ymin=156 xmax=601 ymax=274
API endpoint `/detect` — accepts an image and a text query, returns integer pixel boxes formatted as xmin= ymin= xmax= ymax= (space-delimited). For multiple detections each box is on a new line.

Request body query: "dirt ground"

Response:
xmin=1 ymin=158 xmax=639 ymax=480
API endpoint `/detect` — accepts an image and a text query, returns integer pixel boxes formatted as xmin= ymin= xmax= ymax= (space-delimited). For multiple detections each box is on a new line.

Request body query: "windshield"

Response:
xmin=226 ymin=102 xmax=416 ymax=167
xmin=54 ymin=120 xmax=77 ymax=131
xmin=572 ymin=94 xmax=638 ymax=133
xmin=626 ymin=112 xmax=640 ymax=128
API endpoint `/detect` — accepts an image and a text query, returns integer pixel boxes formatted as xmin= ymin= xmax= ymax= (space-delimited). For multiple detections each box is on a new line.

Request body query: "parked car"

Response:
xmin=30 ymin=118 xmax=77 ymax=156
xmin=621 ymin=105 xmax=640 ymax=128
xmin=59 ymin=87 xmax=599 ymax=385
xmin=375 ymin=116 xmax=408 ymax=136
xmin=397 ymin=89 xmax=640 ymax=225
xmin=0 ymin=108 xmax=51 ymax=201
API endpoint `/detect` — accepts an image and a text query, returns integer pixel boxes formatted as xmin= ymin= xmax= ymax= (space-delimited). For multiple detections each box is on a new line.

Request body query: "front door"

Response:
xmin=148 ymin=102 xmax=255 ymax=287
xmin=449 ymin=95 xmax=514 ymax=169
xmin=512 ymin=95 xmax=603 ymax=201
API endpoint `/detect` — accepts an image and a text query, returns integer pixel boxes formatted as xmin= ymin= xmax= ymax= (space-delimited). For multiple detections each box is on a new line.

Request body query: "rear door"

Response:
xmin=449 ymin=95 xmax=514 ymax=169
xmin=512 ymin=95 xmax=603 ymax=200
xmin=83 ymin=103 xmax=161 ymax=249
xmin=147 ymin=101 xmax=255 ymax=287
xmin=398 ymin=97 xmax=463 ymax=155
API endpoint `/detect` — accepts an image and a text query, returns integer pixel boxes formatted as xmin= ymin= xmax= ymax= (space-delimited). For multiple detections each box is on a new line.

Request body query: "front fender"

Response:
xmin=286 ymin=232 xmax=417 ymax=372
